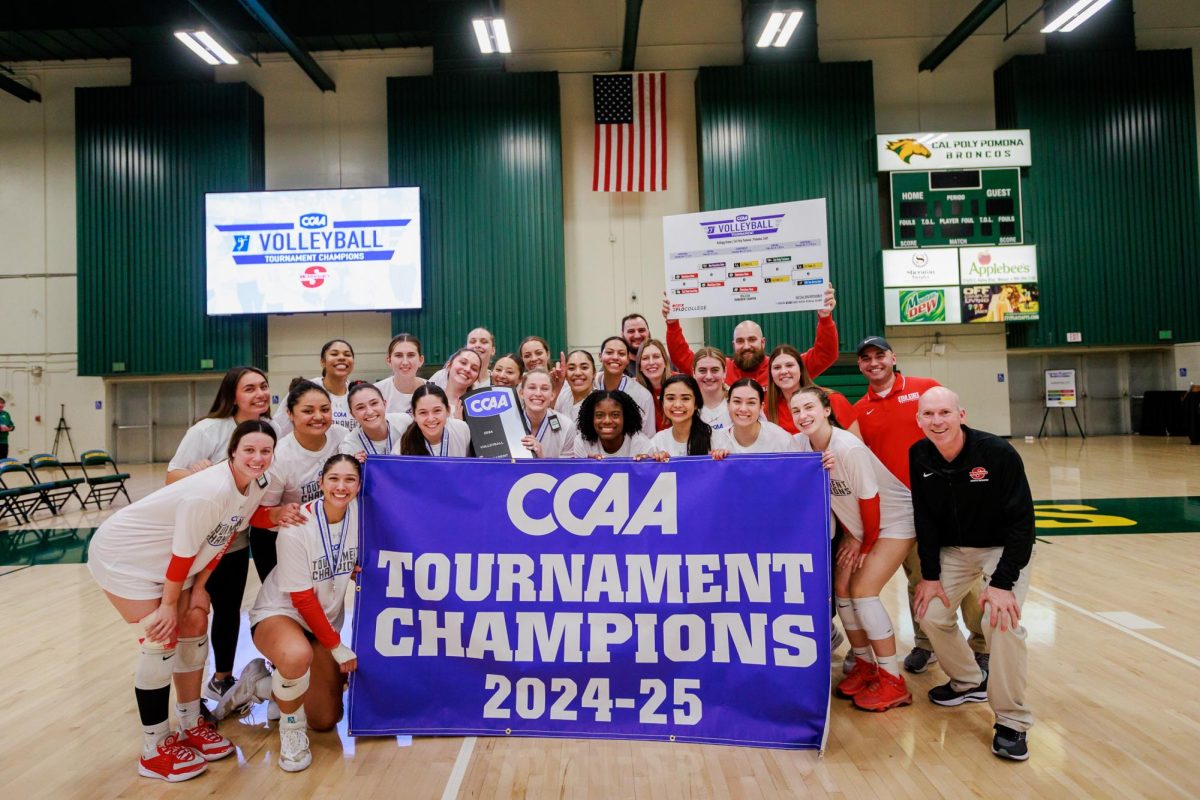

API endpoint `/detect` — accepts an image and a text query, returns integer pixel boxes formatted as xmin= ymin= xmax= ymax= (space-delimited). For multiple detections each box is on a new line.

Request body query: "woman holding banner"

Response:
xmin=693 ymin=347 xmax=732 ymax=435
xmin=790 ymin=387 xmax=914 ymax=712
xmin=572 ymin=389 xmax=655 ymax=459
xmin=374 ymin=333 xmax=426 ymax=415
xmin=555 ymin=349 xmax=597 ymax=425
xmin=219 ymin=454 xmax=363 ymax=773
xmin=648 ymin=374 xmax=733 ymax=458
xmin=518 ymin=368 xmax=575 ymax=458
xmin=727 ymin=379 xmax=799 ymax=454
xmin=393 ymin=384 xmax=473 ymax=457
xmin=272 ymin=339 xmax=358 ymax=435
xmin=594 ymin=336 xmax=656 ymax=438
xmin=339 ymin=382 xmax=411 ymax=459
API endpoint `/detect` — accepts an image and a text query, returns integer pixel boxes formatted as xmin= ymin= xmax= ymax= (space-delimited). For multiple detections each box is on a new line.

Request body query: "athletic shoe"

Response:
xmin=215 ymin=658 xmax=271 ymax=720
xmin=178 ymin=719 xmax=235 ymax=761
xmin=203 ymin=674 xmax=236 ymax=704
xmin=138 ymin=733 xmax=208 ymax=782
xmin=842 ymin=653 xmax=857 ymax=675
xmin=903 ymin=646 xmax=938 ymax=673
xmin=830 ymin=625 xmax=845 ymax=653
xmin=278 ymin=726 xmax=312 ymax=773
xmin=198 ymin=699 xmax=216 ymax=725
xmin=991 ymin=723 xmax=1030 ymax=761
xmin=928 ymin=671 xmax=989 ymax=707
xmin=975 ymin=652 xmax=991 ymax=673
xmin=836 ymin=659 xmax=878 ymax=698
xmin=853 ymin=670 xmax=914 ymax=712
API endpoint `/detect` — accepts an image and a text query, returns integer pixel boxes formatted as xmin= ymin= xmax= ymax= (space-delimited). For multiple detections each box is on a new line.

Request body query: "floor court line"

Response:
xmin=440 ymin=735 xmax=476 ymax=800
xmin=1030 ymin=586 xmax=1200 ymax=670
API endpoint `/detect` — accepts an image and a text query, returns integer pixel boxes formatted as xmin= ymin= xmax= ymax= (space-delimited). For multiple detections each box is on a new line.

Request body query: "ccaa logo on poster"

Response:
xmin=507 ymin=472 xmax=677 ymax=536
xmin=466 ymin=390 xmax=513 ymax=417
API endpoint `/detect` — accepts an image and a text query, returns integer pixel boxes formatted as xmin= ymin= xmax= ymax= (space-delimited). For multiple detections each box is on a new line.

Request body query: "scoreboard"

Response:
xmin=890 ymin=168 xmax=1022 ymax=249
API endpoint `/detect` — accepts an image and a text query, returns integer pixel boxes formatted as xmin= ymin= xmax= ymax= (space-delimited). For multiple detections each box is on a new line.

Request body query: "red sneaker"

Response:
xmin=853 ymin=669 xmax=914 ymax=712
xmin=138 ymin=733 xmax=208 ymax=782
xmin=178 ymin=719 xmax=236 ymax=761
xmin=836 ymin=659 xmax=878 ymax=698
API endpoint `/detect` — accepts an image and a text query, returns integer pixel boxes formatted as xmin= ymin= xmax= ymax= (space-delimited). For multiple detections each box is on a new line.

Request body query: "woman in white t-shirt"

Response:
xmin=693 ymin=346 xmax=732 ymax=435
xmin=223 ymin=454 xmax=363 ymax=773
xmin=571 ymin=389 xmax=655 ymax=459
xmin=165 ymin=366 xmax=273 ymax=713
xmin=374 ymin=333 xmax=426 ymax=415
xmin=554 ymin=349 xmax=596 ymax=426
xmin=430 ymin=348 xmax=484 ymax=420
xmin=518 ymin=368 xmax=575 ymax=458
xmin=726 ymin=379 xmax=799 ymax=454
xmin=790 ymin=387 xmax=915 ymax=713
xmin=88 ymin=421 xmax=276 ymax=783
xmin=339 ymin=382 xmax=411 ymax=459
xmin=272 ymin=339 xmax=358 ymax=436
xmin=392 ymin=383 xmax=473 ymax=457
xmin=254 ymin=379 xmax=348 ymax=581
xmin=594 ymin=336 xmax=656 ymax=439
xmin=648 ymin=374 xmax=733 ymax=459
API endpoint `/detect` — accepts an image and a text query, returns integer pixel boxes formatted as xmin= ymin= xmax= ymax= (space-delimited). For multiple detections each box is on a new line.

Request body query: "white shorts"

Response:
xmin=87 ymin=556 xmax=195 ymax=601
xmin=845 ymin=529 xmax=916 ymax=543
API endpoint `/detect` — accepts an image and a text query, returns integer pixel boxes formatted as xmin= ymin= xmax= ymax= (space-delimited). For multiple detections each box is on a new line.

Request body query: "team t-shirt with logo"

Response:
xmin=338 ymin=413 xmax=412 ymax=457
xmin=554 ymin=387 xmax=589 ymax=427
xmin=727 ymin=420 xmax=800 ymax=454
xmin=389 ymin=419 xmax=473 ymax=457
xmin=263 ymin=427 xmax=349 ymax=508
xmin=374 ymin=377 xmax=425 ymax=415
xmin=524 ymin=411 xmax=576 ymax=459
xmin=570 ymin=432 xmax=655 ymax=458
xmin=250 ymin=499 xmax=359 ymax=632
xmin=88 ymin=462 xmax=270 ymax=593
xmin=272 ymin=377 xmax=358 ymax=437
xmin=650 ymin=427 xmax=736 ymax=456
xmin=853 ymin=374 xmax=941 ymax=488
xmin=700 ymin=401 xmax=733 ymax=435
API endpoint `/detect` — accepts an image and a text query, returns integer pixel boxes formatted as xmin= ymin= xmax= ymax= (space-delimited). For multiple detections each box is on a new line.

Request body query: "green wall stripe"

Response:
xmin=75 ymin=82 xmax=267 ymax=376
xmin=695 ymin=62 xmax=881 ymax=354
xmin=995 ymin=50 xmax=1200 ymax=348
xmin=387 ymin=72 xmax=566 ymax=364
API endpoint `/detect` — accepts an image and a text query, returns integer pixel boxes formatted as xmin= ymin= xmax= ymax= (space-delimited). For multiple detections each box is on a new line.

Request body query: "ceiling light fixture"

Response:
xmin=757 ymin=10 xmax=803 ymax=48
xmin=472 ymin=18 xmax=512 ymax=55
xmin=174 ymin=30 xmax=238 ymax=65
xmin=1041 ymin=0 xmax=1113 ymax=33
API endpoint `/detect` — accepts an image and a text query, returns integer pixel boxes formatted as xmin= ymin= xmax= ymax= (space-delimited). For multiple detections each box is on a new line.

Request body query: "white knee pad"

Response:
xmin=174 ymin=635 xmax=209 ymax=674
xmin=835 ymin=596 xmax=861 ymax=631
xmin=272 ymin=669 xmax=311 ymax=702
xmin=135 ymin=639 xmax=176 ymax=691
xmin=851 ymin=596 xmax=894 ymax=641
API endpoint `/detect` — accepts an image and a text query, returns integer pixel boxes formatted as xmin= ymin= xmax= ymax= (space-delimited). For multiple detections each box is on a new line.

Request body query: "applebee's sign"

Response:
xmin=959 ymin=246 xmax=1037 ymax=284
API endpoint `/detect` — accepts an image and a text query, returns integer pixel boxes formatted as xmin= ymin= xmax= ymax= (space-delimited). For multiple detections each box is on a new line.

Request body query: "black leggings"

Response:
xmin=249 ymin=526 xmax=278 ymax=583
xmin=205 ymin=546 xmax=250 ymax=674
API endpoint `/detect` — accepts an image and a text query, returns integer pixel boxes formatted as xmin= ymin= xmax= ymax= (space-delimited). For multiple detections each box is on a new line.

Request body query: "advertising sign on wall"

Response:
xmin=876 ymin=130 xmax=1032 ymax=172
xmin=883 ymin=287 xmax=963 ymax=326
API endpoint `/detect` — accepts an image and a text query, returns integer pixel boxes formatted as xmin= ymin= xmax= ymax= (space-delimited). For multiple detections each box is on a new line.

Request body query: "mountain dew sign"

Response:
xmin=884 ymin=287 xmax=963 ymax=325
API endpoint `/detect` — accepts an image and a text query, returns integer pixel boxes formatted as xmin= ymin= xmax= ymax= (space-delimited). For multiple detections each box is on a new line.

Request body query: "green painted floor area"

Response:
xmin=1 ymin=496 xmax=1198 ymax=566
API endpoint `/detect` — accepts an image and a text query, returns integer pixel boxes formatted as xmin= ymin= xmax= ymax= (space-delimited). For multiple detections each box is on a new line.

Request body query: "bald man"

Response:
xmin=662 ymin=284 xmax=839 ymax=386
xmin=910 ymin=387 xmax=1035 ymax=761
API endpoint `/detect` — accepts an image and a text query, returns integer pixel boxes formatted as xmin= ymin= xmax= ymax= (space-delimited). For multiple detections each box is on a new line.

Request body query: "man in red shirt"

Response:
xmin=662 ymin=285 xmax=839 ymax=384
xmin=853 ymin=335 xmax=988 ymax=674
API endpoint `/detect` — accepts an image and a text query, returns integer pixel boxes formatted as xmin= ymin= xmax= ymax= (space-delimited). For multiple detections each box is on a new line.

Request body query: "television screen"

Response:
xmin=205 ymin=187 xmax=421 ymax=315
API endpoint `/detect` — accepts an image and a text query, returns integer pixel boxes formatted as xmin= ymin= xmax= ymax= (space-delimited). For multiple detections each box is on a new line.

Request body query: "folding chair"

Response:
xmin=0 ymin=486 xmax=28 ymax=526
xmin=27 ymin=453 xmax=86 ymax=514
xmin=0 ymin=458 xmax=58 ymax=521
xmin=78 ymin=449 xmax=132 ymax=510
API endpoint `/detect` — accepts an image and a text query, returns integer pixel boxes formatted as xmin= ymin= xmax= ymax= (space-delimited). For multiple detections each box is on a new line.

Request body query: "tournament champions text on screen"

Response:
xmin=204 ymin=187 xmax=421 ymax=315
xmin=348 ymin=455 xmax=833 ymax=750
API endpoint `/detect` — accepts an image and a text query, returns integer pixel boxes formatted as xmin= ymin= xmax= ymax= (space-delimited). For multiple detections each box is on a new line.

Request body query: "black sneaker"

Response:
xmin=204 ymin=675 xmax=237 ymax=703
xmin=992 ymin=724 xmax=1029 ymax=761
xmin=903 ymin=646 xmax=938 ymax=674
xmin=928 ymin=671 xmax=989 ymax=706
xmin=974 ymin=652 xmax=990 ymax=673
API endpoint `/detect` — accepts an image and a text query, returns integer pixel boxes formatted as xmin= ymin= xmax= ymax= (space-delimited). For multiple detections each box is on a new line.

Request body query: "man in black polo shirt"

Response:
xmin=910 ymin=387 xmax=1035 ymax=761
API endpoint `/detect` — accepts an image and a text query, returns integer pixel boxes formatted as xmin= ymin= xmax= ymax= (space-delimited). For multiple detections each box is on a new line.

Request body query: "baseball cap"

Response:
xmin=856 ymin=336 xmax=892 ymax=356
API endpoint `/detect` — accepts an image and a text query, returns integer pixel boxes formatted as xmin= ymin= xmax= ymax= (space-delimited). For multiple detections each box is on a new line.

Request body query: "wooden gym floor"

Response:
xmin=0 ymin=435 xmax=1197 ymax=799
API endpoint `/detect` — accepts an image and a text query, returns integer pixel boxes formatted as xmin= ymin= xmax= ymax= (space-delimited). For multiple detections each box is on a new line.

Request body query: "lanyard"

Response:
xmin=523 ymin=412 xmax=551 ymax=442
xmin=358 ymin=424 xmax=392 ymax=455
xmin=425 ymin=433 xmax=449 ymax=456
xmin=315 ymin=499 xmax=354 ymax=577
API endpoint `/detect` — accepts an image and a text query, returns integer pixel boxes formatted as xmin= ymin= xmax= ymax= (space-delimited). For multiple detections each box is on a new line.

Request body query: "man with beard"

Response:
xmin=621 ymin=313 xmax=652 ymax=378
xmin=661 ymin=284 xmax=839 ymax=384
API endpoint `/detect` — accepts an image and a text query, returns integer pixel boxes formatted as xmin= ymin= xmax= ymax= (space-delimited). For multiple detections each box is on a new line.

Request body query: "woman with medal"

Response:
xmin=572 ymin=389 xmax=655 ymax=459
xmin=432 ymin=347 xmax=484 ymax=419
xmin=554 ymin=349 xmax=597 ymax=425
xmin=648 ymin=374 xmax=733 ymax=459
xmin=789 ymin=387 xmax=915 ymax=712
xmin=393 ymin=384 xmax=473 ymax=457
xmin=518 ymin=368 xmax=575 ymax=458
xmin=339 ymin=382 xmax=412 ymax=460
xmin=221 ymin=454 xmax=365 ymax=773
xmin=594 ymin=336 xmax=655 ymax=438
xmin=374 ymin=333 xmax=426 ymax=415
xmin=251 ymin=379 xmax=347 ymax=581
xmin=87 ymin=420 xmax=276 ymax=782
xmin=272 ymin=339 xmax=358 ymax=436
xmin=726 ymin=378 xmax=800 ymax=454
xmin=635 ymin=338 xmax=672 ymax=432
xmin=693 ymin=346 xmax=733 ymax=435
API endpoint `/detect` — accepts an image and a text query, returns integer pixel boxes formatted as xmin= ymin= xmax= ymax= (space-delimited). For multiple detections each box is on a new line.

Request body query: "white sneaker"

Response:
xmin=214 ymin=658 xmax=270 ymax=720
xmin=267 ymin=700 xmax=281 ymax=721
xmin=278 ymin=726 xmax=312 ymax=773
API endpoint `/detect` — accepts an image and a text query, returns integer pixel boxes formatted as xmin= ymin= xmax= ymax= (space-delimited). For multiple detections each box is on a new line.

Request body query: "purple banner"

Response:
xmin=348 ymin=454 xmax=832 ymax=749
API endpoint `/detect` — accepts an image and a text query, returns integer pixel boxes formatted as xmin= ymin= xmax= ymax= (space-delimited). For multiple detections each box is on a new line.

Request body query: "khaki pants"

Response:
xmin=923 ymin=546 xmax=1034 ymax=732
xmin=904 ymin=542 xmax=987 ymax=653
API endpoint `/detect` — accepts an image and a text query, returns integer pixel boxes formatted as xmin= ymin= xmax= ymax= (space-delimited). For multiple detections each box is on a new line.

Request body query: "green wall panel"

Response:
xmin=76 ymin=82 xmax=267 ymax=376
xmin=387 ymin=72 xmax=566 ymax=364
xmin=695 ymin=62 xmax=880 ymax=355
xmin=995 ymin=50 xmax=1200 ymax=347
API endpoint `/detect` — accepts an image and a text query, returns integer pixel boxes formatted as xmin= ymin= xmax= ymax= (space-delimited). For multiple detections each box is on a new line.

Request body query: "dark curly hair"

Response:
xmin=576 ymin=389 xmax=643 ymax=444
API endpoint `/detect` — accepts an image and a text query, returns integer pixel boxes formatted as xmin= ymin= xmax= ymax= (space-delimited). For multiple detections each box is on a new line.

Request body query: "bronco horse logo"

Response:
xmin=887 ymin=138 xmax=932 ymax=164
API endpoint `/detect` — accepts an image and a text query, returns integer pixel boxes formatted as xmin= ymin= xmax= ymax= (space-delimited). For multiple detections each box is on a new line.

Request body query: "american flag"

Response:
xmin=593 ymin=72 xmax=667 ymax=192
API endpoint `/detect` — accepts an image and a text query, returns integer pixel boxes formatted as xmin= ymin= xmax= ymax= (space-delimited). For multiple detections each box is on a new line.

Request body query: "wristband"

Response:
xmin=330 ymin=643 xmax=357 ymax=664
